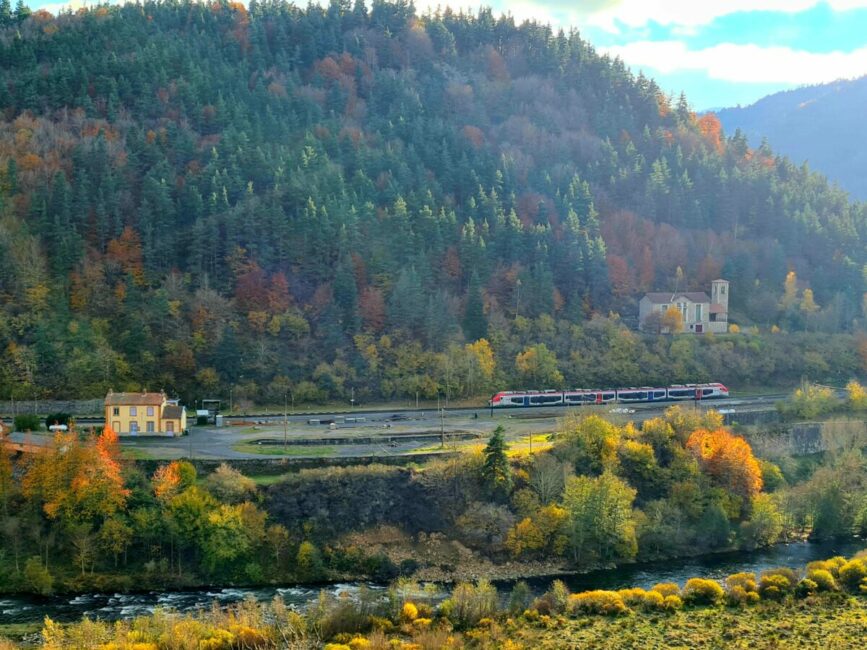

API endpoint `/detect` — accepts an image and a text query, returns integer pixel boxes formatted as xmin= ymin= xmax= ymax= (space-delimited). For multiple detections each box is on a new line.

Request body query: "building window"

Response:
xmin=166 ymin=421 xmax=174 ymax=433
xmin=112 ymin=407 xmax=119 ymax=416
xmin=147 ymin=406 xmax=154 ymax=416
xmin=130 ymin=421 xmax=139 ymax=434
xmin=695 ymin=304 xmax=703 ymax=322
xmin=146 ymin=421 xmax=155 ymax=433
xmin=678 ymin=302 xmax=687 ymax=319
xmin=721 ymin=285 xmax=726 ymax=295
xmin=130 ymin=406 xmax=137 ymax=416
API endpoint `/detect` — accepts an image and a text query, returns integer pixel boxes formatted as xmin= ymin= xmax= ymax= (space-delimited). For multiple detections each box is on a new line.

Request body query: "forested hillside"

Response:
xmin=718 ymin=76 xmax=867 ymax=200
xmin=0 ymin=1 xmax=865 ymax=404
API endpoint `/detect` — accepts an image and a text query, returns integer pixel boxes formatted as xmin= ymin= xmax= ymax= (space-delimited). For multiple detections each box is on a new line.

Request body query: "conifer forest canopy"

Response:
xmin=0 ymin=0 xmax=866 ymax=403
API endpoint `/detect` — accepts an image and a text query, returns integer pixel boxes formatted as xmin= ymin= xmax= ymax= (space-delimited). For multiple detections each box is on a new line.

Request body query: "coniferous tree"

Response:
xmin=462 ymin=272 xmax=487 ymax=341
xmin=481 ymin=425 xmax=512 ymax=499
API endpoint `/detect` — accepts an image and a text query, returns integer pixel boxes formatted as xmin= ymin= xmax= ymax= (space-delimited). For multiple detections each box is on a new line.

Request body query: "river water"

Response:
xmin=2 ymin=539 xmax=863 ymax=626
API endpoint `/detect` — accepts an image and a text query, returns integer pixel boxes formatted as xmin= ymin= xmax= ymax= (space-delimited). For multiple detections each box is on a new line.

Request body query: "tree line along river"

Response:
xmin=2 ymin=539 xmax=864 ymax=627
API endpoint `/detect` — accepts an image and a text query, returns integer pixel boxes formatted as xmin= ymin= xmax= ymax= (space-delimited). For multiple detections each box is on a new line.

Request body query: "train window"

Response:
xmin=602 ymin=392 xmax=616 ymax=400
xmin=702 ymin=388 xmax=714 ymax=396
xmin=509 ymin=397 xmax=525 ymax=405
xmin=654 ymin=391 xmax=666 ymax=398
xmin=668 ymin=389 xmax=690 ymax=398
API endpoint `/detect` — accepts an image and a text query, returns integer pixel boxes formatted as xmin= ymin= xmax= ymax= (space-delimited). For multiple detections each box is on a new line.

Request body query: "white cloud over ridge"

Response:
xmin=603 ymin=40 xmax=867 ymax=84
xmin=580 ymin=0 xmax=867 ymax=32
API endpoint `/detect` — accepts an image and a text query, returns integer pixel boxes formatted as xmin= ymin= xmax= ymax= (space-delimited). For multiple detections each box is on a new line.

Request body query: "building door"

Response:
xmin=166 ymin=421 xmax=174 ymax=433
xmin=130 ymin=421 xmax=139 ymax=434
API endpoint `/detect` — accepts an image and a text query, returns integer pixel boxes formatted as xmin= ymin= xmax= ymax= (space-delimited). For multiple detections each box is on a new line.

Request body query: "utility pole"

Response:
xmin=439 ymin=395 xmax=445 ymax=449
xmin=350 ymin=387 xmax=355 ymax=410
xmin=283 ymin=393 xmax=288 ymax=450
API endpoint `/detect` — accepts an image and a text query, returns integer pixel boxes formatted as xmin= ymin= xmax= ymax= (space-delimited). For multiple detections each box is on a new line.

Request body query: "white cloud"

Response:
xmin=603 ymin=40 xmax=867 ymax=84
xmin=37 ymin=0 xmax=102 ymax=14
xmin=566 ymin=0 xmax=867 ymax=32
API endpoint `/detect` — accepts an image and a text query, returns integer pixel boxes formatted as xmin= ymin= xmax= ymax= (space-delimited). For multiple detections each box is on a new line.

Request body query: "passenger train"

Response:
xmin=489 ymin=383 xmax=729 ymax=408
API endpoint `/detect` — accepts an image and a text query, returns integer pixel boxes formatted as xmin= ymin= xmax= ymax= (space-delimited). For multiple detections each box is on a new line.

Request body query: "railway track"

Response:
xmin=7 ymin=393 xmax=790 ymax=428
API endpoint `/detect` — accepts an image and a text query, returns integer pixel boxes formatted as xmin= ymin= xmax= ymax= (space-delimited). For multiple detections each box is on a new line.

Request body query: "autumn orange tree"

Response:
xmin=686 ymin=428 xmax=763 ymax=503
xmin=20 ymin=427 xmax=130 ymax=573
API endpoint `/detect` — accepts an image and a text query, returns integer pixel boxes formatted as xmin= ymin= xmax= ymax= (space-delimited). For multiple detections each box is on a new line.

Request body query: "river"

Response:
xmin=2 ymin=539 xmax=863 ymax=627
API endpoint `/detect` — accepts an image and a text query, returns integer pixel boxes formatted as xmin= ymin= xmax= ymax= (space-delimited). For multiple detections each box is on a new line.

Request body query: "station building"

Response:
xmin=104 ymin=390 xmax=187 ymax=436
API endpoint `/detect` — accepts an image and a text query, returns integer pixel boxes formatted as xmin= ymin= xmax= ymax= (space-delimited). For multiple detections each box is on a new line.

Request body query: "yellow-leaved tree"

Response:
xmin=661 ymin=306 xmax=684 ymax=333
xmin=515 ymin=343 xmax=563 ymax=387
xmin=846 ymin=380 xmax=867 ymax=411
xmin=465 ymin=338 xmax=496 ymax=396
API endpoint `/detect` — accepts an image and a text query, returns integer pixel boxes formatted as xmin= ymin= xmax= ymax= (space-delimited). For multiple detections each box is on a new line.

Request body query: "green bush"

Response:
xmin=509 ymin=581 xmax=533 ymax=615
xmin=807 ymin=557 xmax=847 ymax=577
xmin=727 ymin=585 xmax=761 ymax=606
xmin=14 ymin=414 xmax=41 ymax=432
xmin=806 ymin=569 xmax=838 ymax=592
xmin=838 ymin=559 xmax=867 ymax=591
xmin=568 ymin=590 xmax=629 ymax=616
xmin=683 ymin=578 xmax=724 ymax=605
xmin=616 ymin=587 xmax=647 ymax=607
xmin=23 ymin=556 xmax=53 ymax=595
xmin=651 ymin=582 xmax=680 ymax=598
xmin=758 ymin=575 xmax=791 ymax=600
xmin=44 ymin=412 xmax=72 ymax=429
xmin=758 ymin=567 xmax=797 ymax=600
xmin=796 ymin=578 xmax=818 ymax=597
xmin=439 ymin=580 xmax=498 ymax=629
xmin=725 ymin=572 xmax=758 ymax=594
xmin=535 ymin=579 xmax=570 ymax=615
xmin=296 ymin=541 xmax=324 ymax=581
xmin=641 ymin=590 xmax=665 ymax=610
xmin=663 ymin=595 xmax=683 ymax=611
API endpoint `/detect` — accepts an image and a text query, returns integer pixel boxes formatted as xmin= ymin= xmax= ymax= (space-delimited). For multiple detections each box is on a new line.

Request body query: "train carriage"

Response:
xmin=489 ymin=383 xmax=728 ymax=408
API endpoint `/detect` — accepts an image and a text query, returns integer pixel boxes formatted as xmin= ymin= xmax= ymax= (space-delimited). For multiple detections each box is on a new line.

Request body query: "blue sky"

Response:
xmin=469 ymin=0 xmax=867 ymax=109
xmin=35 ymin=1 xmax=867 ymax=110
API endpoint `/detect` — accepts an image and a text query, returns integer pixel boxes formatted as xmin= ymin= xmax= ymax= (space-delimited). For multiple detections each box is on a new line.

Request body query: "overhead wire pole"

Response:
xmin=439 ymin=394 xmax=445 ymax=449
xmin=283 ymin=393 xmax=288 ymax=450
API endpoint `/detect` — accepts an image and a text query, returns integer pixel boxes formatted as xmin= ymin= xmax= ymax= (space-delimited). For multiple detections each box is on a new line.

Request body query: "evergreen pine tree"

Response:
xmin=0 ymin=0 xmax=11 ymax=26
xmin=13 ymin=0 xmax=29 ymax=23
xmin=462 ymin=271 xmax=487 ymax=341
xmin=481 ymin=425 xmax=512 ymax=498
xmin=333 ymin=254 xmax=360 ymax=332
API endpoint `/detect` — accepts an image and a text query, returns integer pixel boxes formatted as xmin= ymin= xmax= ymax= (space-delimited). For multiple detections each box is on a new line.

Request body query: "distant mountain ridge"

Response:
xmin=717 ymin=76 xmax=867 ymax=200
